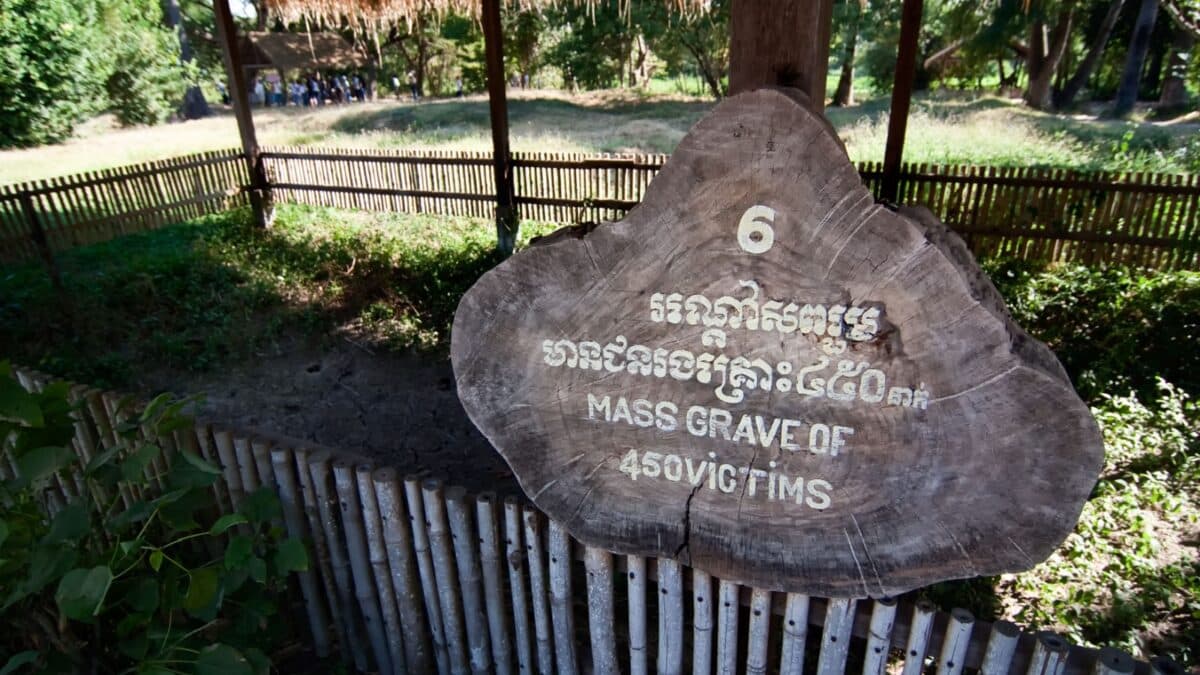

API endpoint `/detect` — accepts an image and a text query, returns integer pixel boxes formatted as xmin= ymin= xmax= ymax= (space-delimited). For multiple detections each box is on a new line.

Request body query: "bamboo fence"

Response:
xmin=1 ymin=147 xmax=1197 ymax=270
xmin=5 ymin=365 xmax=1187 ymax=675
xmin=0 ymin=150 xmax=249 ymax=265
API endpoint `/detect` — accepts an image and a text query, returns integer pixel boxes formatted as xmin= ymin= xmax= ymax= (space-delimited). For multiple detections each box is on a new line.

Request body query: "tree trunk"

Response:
xmin=416 ymin=15 xmax=428 ymax=96
xmin=1114 ymin=0 xmax=1160 ymax=117
xmin=163 ymin=0 xmax=209 ymax=119
xmin=1158 ymin=25 xmax=1196 ymax=109
xmin=832 ymin=0 xmax=864 ymax=106
xmin=682 ymin=38 xmax=725 ymax=100
xmin=252 ymin=0 xmax=268 ymax=30
xmin=1055 ymin=0 xmax=1126 ymax=108
xmin=1145 ymin=31 xmax=1168 ymax=94
xmin=729 ymin=0 xmax=834 ymax=108
xmin=1024 ymin=2 xmax=1075 ymax=110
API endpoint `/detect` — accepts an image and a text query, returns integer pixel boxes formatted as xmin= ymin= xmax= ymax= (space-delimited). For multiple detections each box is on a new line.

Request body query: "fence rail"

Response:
xmin=2 ymin=147 xmax=1198 ymax=270
xmin=0 ymin=150 xmax=248 ymax=264
xmin=6 ymin=365 xmax=1186 ymax=675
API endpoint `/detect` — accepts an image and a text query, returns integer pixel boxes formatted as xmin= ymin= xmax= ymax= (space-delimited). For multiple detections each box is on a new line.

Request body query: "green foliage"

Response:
xmin=103 ymin=1 xmax=190 ymax=127
xmin=985 ymin=259 xmax=1200 ymax=403
xmin=0 ymin=366 xmax=305 ymax=673
xmin=0 ymin=0 xmax=107 ymax=147
xmin=0 ymin=206 xmax=559 ymax=388
xmin=0 ymin=0 xmax=190 ymax=147
xmin=1004 ymin=382 xmax=1199 ymax=662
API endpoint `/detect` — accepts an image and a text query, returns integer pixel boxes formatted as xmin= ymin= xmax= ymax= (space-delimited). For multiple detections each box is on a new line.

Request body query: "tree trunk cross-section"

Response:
xmin=451 ymin=89 xmax=1104 ymax=598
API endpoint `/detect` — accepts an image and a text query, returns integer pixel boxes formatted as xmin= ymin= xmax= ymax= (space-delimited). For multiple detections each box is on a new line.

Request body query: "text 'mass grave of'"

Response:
xmin=451 ymin=88 xmax=1104 ymax=597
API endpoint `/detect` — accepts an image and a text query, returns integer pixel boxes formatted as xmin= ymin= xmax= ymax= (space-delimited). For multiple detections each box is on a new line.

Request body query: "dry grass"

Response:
xmin=2 ymin=89 xmax=1195 ymax=185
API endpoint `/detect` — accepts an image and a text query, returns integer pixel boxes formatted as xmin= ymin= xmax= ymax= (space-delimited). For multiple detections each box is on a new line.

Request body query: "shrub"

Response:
xmin=0 ymin=363 xmax=308 ymax=674
xmin=985 ymin=259 xmax=1200 ymax=404
xmin=0 ymin=0 xmax=107 ymax=147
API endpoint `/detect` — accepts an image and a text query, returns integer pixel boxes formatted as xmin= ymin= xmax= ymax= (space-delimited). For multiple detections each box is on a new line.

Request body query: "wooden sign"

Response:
xmin=451 ymin=89 xmax=1104 ymax=597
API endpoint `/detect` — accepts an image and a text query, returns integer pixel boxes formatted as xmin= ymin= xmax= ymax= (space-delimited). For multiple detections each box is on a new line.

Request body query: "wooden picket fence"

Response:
xmin=2 ymin=146 xmax=1198 ymax=271
xmin=263 ymin=147 xmax=1200 ymax=270
xmin=0 ymin=150 xmax=248 ymax=264
xmin=7 ymin=365 xmax=1185 ymax=675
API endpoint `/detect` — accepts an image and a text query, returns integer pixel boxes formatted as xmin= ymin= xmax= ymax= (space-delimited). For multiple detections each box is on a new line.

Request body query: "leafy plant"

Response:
xmin=0 ymin=362 xmax=308 ymax=674
xmin=985 ymin=259 xmax=1200 ymax=404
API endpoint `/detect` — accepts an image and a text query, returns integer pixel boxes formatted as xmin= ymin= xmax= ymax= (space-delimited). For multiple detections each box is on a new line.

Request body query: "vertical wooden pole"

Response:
xmin=728 ymin=0 xmax=834 ymax=108
xmin=19 ymin=193 xmax=63 ymax=291
xmin=481 ymin=0 xmax=517 ymax=255
xmin=213 ymin=0 xmax=273 ymax=228
xmin=880 ymin=0 xmax=924 ymax=204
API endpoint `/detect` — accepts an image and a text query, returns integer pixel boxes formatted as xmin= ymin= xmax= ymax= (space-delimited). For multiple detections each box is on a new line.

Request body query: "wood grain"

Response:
xmin=452 ymin=88 xmax=1103 ymax=598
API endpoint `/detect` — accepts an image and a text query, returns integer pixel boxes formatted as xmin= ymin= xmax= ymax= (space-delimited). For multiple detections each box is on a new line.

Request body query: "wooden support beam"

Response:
xmin=880 ymin=0 xmax=924 ymax=204
xmin=482 ymin=0 xmax=517 ymax=256
xmin=19 ymin=193 xmax=63 ymax=292
xmin=728 ymin=0 xmax=835 ymax=109
xmin=213 ymin=0 xmax=273 ymax=228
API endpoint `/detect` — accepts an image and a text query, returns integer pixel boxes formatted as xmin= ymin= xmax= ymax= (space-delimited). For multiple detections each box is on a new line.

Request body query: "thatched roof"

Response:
xmin=241 ymin=31 xmax=367 ymax=71
xmin=264 ymin=0 xmax=707 ymax=28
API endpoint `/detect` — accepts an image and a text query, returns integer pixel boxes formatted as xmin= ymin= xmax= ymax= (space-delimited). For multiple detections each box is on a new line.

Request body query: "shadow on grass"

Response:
xmin=0 ymin=205 xmax=507 ymax=389
xmin=330 ymin=96 xmax=714 ymax=145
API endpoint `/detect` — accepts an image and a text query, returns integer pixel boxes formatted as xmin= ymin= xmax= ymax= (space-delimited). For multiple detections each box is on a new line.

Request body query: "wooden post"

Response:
xmin=880 ymin=0 xmax=924 ymax=204
xmin=213 ymin=0 xmax=273 ymax=228
xmin=19 ymin=193 xmax=63 ymax=292
xmin=481 ymin=0 xmax=517 ymax=255
xmin=728 ymin=0 xmax=834 ymax=107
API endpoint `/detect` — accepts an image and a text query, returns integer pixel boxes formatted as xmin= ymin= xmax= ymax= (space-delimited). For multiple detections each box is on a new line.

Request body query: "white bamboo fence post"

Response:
xmin=657 ymin=558 xmax=684 ymax=675
xmin=333 ymin=459 xmax=394 ymax=675
xmin=548 ymin=519 xmax=578 ymax=675
xmin=423 ymin=479 xmax=471 ymax=675
xmin=66 ymin=385 xmax=104 ymax=509
xmin=269 ymin=446 xmax=331 ymax=658
xmin=251 ymin=437 xmax=275 ymax=489
xmin=901 ymin=600 xmax=938 ymax=675
xmin=584 ymin=547 xmax=617 ymax=675
xmin=715 ymin=580 xmax=740 ymax=675
xmin=99 ymin=392 xmax=138 ymax=505
xmin=745 ymin=588 xmax=773 ymax=675
xmin=447 ymin=486 xmax=494 ymax=675
xmin=692 ymin=569 xmax=714 ymax=675
xmin=296 ymin=447 xmax=351 ymax=664
xmin=356 ymin=464 xmax=408 ymax=675
xmin=936 ymin=608 xmax=976 ymax=675
xmin=980 ymin=620 xmax=1020 ymax=675
xmin=1092 ymin=647 xmax=1134 ymax=675
xmin=816 ymin=598 xmax=858 ymax=675
xmin=523 ymin=507 xmax=555 ymax=675
xmin=84 ymin=389 xmax=116 ymax=450
xmin=477 ymin=493 xmax=515 ymax=675
xmin=504 ymin=497 xmax=535 ymax=675
xmin=627 ymin=555 xmax=648 ymax=675
xmin=780 ymin=593 xmax=811 ymax=675
xmin=375 ymin=468 xmax=434 ymax=674
xmin=213 ymin=429 xmax=245 ymax=510
xmin=406 ymin=477 xmax=451 ymax=675
xmin=62 ymin=386 xmax=91 ymax=500
xmin=194 ymin=425 xmax=231 ymax=513
xmin=308 ymin=450 xmax=370 ymax=672
xmin=862 ymin=597 xmax=898 ymax=675
xmin=1025 ymin=632 xmax=1070 ymax=675
xmin=233 ymin=434 xmax=259 ymax=494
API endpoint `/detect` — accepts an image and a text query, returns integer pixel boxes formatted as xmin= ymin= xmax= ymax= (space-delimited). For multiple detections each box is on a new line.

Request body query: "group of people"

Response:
xmin=245 ymin=73 xmax=371 ymax=107
xmin=390 ymin=71 xmax=464 ymax=101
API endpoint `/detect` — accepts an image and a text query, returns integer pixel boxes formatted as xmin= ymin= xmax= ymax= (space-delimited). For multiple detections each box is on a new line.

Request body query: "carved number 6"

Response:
xmin=737 ymin=205 xmax=776 ymax=254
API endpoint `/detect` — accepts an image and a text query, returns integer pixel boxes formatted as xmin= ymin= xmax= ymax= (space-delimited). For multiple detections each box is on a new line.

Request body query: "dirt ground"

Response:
xmin=147 ymin=336 xmax=522 ymax=496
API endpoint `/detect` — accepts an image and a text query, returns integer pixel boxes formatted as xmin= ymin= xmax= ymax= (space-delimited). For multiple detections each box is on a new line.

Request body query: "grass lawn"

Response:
xmin=0 ymin=204 xmax=1196 ymax=664
xmin=2 ymin=89 xmax=1196 ymax=185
